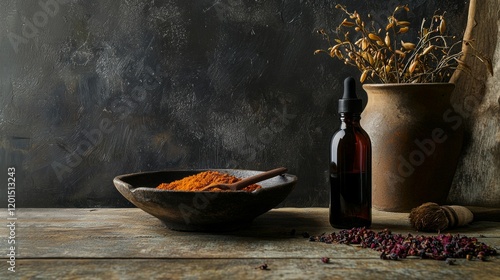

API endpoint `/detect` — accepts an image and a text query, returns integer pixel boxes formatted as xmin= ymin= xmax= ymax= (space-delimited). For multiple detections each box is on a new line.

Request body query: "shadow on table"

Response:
xmin=211 ymin=208 xmax=330 ymax=238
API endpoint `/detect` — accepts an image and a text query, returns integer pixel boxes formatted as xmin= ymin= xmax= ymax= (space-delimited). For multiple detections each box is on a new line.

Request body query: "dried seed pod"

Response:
xmin=329 ymin=45 xmax=340 ymax=57
xmin=355 ymin=17 xmax=362 ymax=26
xmin=439 ymin=18 xmax=446 ymax=34
xmin=376 ymin=40 xmax=385 ymax=46
xmin=397 ymin=21 xmax=411 ymax=26
xmin=386 ymin=22 xmax=394 ymax=31
xmin=342 ymin=19 xmax=355 ymax=27
xmin=362 ymin=52 xmax=374 ymax=65
xmin=360 ymin=69 xmax=369 ymax=82
xmin=334 ymin=49 xmax=343 ymax=59
xmin=388 ymin=55 xmax=395 ymax=65
xmin=367 ymin=52 xmax=374 ymax=65
xmin=401 ymin=41 xmax=415 ymax=50
xmin=368 ymin=33 xmax=382 ymax=42
xmin=361 ymin=52 xmax=368 ymax=61
xmin=395 ymin=50 xmax=406 ymax=56
xmin=422 ymin=45 xmax=434 ymax=55
xmin=361 ymin=39 xmax=368 ymax=51
xmin=409 ymin=60 xmax=419 ymax=73
xmin=398 ymin=27 xmax=409 ymax=34
xmin=385 ymin=32 xmax=391 ymax=48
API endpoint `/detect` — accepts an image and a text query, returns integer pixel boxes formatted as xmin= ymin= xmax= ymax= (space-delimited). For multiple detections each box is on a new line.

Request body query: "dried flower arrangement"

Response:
xmin=315 ymin=4 xmax=493 ymax=83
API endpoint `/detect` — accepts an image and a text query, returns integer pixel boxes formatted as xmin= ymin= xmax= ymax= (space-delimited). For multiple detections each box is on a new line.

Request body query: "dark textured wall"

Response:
xmin=0 ymin=0 xmax=468 ymax=207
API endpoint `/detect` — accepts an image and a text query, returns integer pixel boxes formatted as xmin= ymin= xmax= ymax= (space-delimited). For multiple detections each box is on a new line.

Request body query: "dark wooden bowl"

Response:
xmin=113 ymin=169 xmax=297 ymax=231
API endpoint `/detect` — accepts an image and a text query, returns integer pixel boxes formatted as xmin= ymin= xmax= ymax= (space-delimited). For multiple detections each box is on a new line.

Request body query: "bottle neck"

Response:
xmin=340 ymin=113 xmax=361 ymax=128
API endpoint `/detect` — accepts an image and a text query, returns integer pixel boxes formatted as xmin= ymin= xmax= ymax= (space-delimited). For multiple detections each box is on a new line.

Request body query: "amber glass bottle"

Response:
xmin=329 ymin=77 xmax=372 ymax=229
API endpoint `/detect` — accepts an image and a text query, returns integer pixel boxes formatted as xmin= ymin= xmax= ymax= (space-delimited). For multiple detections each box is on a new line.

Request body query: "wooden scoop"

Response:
xmin=199 ymin=167 xmax=288 ymax=191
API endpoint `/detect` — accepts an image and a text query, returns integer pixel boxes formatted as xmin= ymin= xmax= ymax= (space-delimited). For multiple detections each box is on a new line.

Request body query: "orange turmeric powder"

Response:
xmin=156 ymin=171 xmax=261 ymax=192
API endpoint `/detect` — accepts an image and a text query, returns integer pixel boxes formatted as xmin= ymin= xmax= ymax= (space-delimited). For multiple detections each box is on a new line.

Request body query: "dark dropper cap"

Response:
xmin=338 ymin=77 xmax=362 ymax=113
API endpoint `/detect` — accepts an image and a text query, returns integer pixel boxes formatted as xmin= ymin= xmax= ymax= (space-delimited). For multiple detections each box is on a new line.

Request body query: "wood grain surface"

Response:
xmin=0 ymin=208 xmax=498 ymax=279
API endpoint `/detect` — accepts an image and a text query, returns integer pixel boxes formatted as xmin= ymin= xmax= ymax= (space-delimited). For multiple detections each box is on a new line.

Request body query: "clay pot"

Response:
xmin=361 ymin=83 xmax=463 ymax=212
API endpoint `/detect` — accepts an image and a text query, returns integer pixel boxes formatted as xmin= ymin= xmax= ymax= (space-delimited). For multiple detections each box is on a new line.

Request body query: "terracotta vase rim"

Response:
xmin=362 ymin=82 xmax=455 ymax=89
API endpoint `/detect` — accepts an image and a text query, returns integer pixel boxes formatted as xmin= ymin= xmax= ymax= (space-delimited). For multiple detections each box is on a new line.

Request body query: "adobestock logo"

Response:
xmin=394 ymin=108 xmax=463 ymax=182
xmin=51 ymin=119 xmax=115 ymax=182
xmin=178 ymin=192 xmax=219 ymax=225
xmin=8 ymin=0 xmax=72 ymax=53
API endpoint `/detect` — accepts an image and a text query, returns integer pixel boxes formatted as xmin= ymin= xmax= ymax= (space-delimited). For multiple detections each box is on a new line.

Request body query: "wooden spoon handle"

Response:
xmin=233 ymin=167 xmax=288 ymax=190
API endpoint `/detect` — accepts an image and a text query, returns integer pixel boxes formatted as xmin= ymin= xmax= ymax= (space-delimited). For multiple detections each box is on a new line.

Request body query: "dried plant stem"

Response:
xmin=316 ymin=4 xmax=492 ymax=84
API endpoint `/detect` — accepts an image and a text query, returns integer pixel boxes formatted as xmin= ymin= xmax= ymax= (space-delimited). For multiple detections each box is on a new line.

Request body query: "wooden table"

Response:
xmin=1 ymin=208 xmax=499 ymax=279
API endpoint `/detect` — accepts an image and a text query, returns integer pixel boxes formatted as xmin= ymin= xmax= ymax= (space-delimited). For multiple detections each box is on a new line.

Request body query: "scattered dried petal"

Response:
xmin=310 ymin=227 xmax=497 ymax=261
xmin=256 ymin=263 xmax=269 ymax=270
